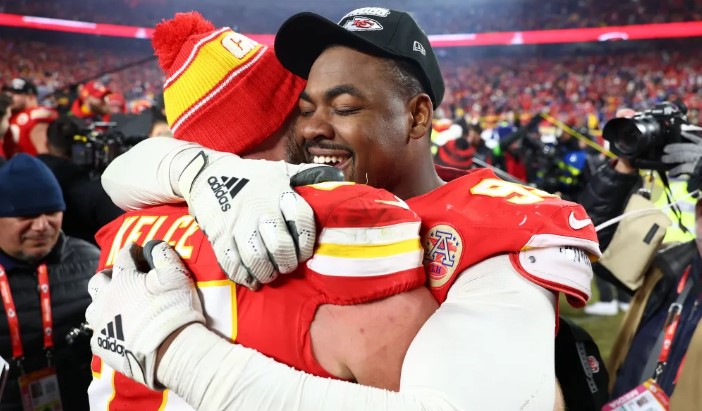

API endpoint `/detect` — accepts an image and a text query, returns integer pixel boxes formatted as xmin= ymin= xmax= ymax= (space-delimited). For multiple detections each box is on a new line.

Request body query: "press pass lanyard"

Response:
xmin=0 ymin=263 xmax=54 ymax=372
xmin=652 ymin=268 xmax=694 ymax=383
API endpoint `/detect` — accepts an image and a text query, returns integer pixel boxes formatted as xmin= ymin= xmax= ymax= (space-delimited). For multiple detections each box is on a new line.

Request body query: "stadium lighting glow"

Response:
xmin=2 ymin=12 xmax=702 ymax=47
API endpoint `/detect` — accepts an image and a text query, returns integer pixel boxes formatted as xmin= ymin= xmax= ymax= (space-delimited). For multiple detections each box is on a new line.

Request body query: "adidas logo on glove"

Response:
xmin=208 ymin=175 xmax=250 ymax=212
xmin=97 ymin=314 xmax=126 ymax=356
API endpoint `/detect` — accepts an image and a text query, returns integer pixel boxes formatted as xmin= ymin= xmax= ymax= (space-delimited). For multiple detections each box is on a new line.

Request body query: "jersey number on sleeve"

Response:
xmin=470 ymin=178 xmax=556 ymax=204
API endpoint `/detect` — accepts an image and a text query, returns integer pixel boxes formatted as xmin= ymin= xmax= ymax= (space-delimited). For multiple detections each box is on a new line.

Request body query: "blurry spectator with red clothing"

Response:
xmin=2 ymin=78 xmax=57 ymax=157
xmin=491 ymin=114 xmax=545 ymax=182
xmin=128 ymin=97 xmax=152 ymax=114
xmin=434 ymin=118 xmax=494 ymax=169
xmin=105 ymin=92 xmax=126 ymax=114
xmin=0 ymin=94 xmax=12 ymax=163
xmin=69 ymin=80 xmax=111 ymax=126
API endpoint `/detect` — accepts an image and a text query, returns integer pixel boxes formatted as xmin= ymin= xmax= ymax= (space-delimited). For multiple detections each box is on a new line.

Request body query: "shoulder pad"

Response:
xmin=30 ymin=107 xmax=58 ymax=122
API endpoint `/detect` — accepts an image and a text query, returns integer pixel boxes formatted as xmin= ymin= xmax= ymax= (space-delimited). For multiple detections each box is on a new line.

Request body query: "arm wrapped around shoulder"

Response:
xmin=401 ymin=254 xmax=558 ymax=410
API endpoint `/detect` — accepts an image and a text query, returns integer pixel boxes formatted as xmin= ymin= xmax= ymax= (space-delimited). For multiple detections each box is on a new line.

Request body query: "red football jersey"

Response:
xmin=409 ymin=167 xmax=600 ymax=306
xmin=89 ymin=182 xmax=425 ymax=411
xmin=5 ymin=106 xmax=57 ymax=156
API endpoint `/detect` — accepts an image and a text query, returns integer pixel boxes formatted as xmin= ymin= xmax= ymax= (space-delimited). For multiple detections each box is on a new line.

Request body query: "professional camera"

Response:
xmin=603 ymin=102 xmax=688 ymax=170
xmin=72 ymin=122 xmax=144 ymax=174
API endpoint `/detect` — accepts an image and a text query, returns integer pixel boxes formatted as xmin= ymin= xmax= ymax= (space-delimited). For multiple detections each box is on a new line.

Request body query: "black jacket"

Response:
xmin=579 ymin=161 xmax=642 ymax=251
xmin=37 ymin=154 xmax=123 ymax=244
xmin=0 ymin=234 xmax=99 ymax=411
xmin=578 ymin=160 xmax=643 ymax=291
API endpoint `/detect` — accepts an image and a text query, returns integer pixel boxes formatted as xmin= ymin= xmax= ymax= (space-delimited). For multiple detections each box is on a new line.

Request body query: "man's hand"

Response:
xmin=173 ymin=148 xmax=342 ymax=289
xmin=86 ymin=241 xmax=205 ymax=389
xmin=662 ymin=125 xmax=702 ymax=177
xmin=614 ymin=158 xmax=637 ymax=174
xmin=102 ymin=137 xmax=343 ymax=289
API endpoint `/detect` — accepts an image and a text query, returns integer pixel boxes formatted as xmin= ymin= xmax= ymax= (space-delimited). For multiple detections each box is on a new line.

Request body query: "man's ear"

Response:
xmin=408 ymin=94 xmax=433 ymax=141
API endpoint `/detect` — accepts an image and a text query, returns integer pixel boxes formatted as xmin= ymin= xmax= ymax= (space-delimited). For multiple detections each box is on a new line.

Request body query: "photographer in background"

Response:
xmin=37 ymin=117 xmax=123 ymax=245
xmin=579 ymin=109 xmax=638 ymax=316
xmin=582 ymin=104 xmax=702 ymax=409
xmin=580 ymin=160 xmax=636 ymax=316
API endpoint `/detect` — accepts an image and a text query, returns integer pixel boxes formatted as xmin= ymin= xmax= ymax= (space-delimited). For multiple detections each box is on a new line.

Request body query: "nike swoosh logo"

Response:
xmin=568 ymin=212 xmax=592 ymax=230
xmin=375 ymin=199 xmax=409 ymax=210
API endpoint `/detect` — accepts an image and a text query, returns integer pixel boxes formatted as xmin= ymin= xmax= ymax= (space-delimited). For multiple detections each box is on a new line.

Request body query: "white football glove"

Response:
xmin=86 ymin=241 xmax=205 ymax=389
xmin=103 ymin=137 xmax=343 ymax=289
xmin=662 ymin=125 xmax=702 ymax=177
xmin=172 ymin=147 xmax=342 ymax=290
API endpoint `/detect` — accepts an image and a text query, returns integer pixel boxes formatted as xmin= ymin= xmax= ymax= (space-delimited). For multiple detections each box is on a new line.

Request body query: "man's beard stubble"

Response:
xmin=284 ymin=131 xmax=307 ymax=165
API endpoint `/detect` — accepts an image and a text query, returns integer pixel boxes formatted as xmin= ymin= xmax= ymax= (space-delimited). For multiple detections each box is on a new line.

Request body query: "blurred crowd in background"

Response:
xmin=2 ymin=34 xmax=701 ymax=143
xmin=3 ymin=1 xmax=702 ymax=410
xmin=3 ymin=0 xmax=701 ymax=33
xmin=3 ymin=28 xmax=701 ymax=213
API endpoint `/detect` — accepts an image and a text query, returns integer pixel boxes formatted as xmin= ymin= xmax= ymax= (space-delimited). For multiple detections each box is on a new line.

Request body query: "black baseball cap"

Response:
xmin=275 ymin=8 xmax=445 ymax=108
xmin=2 ymin=78 xmax=38 ymax=95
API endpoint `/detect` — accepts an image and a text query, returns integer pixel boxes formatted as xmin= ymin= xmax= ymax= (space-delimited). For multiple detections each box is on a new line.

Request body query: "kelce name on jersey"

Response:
xmin=105 ymin=214 xmax=199 ymax=267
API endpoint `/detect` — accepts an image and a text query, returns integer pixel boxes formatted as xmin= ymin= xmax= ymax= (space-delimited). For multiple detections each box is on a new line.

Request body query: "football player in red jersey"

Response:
xmin=91 ymin=9 xmax=597 ymax=411
xmin=2 ymin=78 xmax=57 ymax=156
xmin=69 ymin=80 xmax=111 ymax=126
xmin=86 ymin=13 xmax=436 ymax=411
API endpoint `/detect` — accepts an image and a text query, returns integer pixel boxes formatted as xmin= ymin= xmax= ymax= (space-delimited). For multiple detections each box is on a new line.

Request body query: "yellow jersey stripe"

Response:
xmin=316 ymin=238 xmax=420 ymax=259
xmin=157 ymin=391 xmax=168 ymax=411
xmin=197 ymin=279 xmax=231 ymax=288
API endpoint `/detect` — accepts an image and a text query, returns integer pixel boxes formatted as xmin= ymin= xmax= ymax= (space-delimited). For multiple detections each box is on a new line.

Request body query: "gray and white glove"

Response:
xmin=662 ymin=125 xmax=702 ymax=177
xmin=174 ymin=147 xmax=341 ymax=289
xmin=102 ymin=137 xmax=343 ymax=290
xmin=86 ymin=241 xmax=205 ymax=389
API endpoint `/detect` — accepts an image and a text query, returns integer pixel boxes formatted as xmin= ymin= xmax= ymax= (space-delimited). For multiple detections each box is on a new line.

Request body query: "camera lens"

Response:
xmin=603 ymin=117 xmax=661 ymax=157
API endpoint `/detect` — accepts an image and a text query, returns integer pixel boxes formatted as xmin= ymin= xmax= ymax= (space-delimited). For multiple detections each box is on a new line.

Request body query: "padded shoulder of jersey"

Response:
xmin=411 ymin=170 xmax=601 ymax=257
xmin=296 ymin=182 xmax=420 ymax=229
xmin=28 ymin=107 xmax=58 ymax=121
xmin=297 ymin=182 xmax=426 ymax=304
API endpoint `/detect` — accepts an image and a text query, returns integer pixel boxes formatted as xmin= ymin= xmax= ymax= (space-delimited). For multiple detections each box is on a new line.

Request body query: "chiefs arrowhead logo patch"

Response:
xmin=342 ymin=17 xmax=384 ymax=32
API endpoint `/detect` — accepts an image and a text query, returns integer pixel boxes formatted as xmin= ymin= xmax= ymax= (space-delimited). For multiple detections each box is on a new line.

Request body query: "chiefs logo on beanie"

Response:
xmin=153 ymin=12 xmax=306 ymax=155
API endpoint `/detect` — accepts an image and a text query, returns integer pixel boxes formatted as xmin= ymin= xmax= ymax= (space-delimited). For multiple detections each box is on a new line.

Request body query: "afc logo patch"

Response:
xmin=423 ymin=224 xmax=463 ymax=288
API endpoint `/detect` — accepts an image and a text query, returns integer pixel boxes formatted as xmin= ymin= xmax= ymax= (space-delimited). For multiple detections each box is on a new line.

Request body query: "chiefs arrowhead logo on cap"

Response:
xmin=342 ymin=17 xmax=384 ymax=32
xmin=12 ymin=79 xmax=26 ymax=90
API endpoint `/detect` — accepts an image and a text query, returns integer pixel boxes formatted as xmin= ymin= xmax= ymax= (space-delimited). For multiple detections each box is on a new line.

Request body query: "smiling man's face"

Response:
xmin=293 ymin=46 xmax=414 ymax=189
